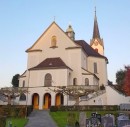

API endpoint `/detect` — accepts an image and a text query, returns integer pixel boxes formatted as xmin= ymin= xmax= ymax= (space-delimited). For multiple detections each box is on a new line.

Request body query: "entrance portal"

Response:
xmin=32 ymin=93 xmax=39 ymax=109
xmin=55 ymin=93 xmax=64 ymax=106
xmin=43 ymin=93 xmax=51 ymax=109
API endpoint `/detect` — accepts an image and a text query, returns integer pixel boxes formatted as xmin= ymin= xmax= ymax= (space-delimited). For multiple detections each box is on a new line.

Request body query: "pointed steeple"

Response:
xmin=93 ymin=7 xmax=100 ymax=39
xmin=90 ymin=7 xmax=104 ymax=56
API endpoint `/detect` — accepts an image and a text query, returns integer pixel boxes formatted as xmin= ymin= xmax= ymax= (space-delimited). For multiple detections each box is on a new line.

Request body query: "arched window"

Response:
xmin=19 ymin=93 xmax=26 ymax=101
xmin=51 ymin=36 xmax=57 ymax=47
xmin=85 ymin=78 xmax=89 ymax=85
xmin=73 ymin=78 xmax=77 ymax=86
xmin=44 ymin=73 xmax=52 ymax=87
xmin=23 ymin=80 xmax=25 ymax=87
xmin=94 ymin=62 xmax=97 ymax=73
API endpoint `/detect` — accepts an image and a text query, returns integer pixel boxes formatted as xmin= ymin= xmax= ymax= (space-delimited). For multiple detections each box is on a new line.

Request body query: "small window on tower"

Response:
xmin=51 ymin=36 xmax=57 ymax=48
xmin=95 ymin=48 xmax=98 ymax=53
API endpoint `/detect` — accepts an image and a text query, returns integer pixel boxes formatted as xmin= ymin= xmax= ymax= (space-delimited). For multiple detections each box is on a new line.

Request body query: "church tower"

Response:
xmin=90 ymin=8 xmax=104 ymax=55
xmin=66 ymin=25 xmax=75 ymax=40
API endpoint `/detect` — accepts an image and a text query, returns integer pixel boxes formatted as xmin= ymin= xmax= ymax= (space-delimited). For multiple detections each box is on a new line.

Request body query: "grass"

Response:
xmin=6 ymin=118 xmax=28 ymax=127
xmin=50 ymin=111 xmax=118 ymax=127
xmin=50 ymin=111 xmax=79 ymax=127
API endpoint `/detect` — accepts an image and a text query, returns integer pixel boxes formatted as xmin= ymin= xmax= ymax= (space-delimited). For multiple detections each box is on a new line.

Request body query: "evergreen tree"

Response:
xmin=11 ymin=74 xmax=20 ymax=87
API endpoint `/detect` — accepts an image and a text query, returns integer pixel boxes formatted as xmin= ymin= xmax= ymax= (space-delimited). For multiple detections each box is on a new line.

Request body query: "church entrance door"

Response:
xmin=43 ymin=93 xmax=51 ymax=109
xmin=55 ymin=93 xmax=64 ymax=106
xmin=32 ymin=93 xmax=39 ymax=109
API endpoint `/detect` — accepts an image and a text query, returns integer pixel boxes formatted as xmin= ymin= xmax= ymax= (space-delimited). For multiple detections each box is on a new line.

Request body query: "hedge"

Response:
xmin=0 ymin=105 xmax=33 ymax=118
xmin=50 ymin=105 xmax=119 ymax=112
xmin=0 ymin=116 xmax=6 ymax=127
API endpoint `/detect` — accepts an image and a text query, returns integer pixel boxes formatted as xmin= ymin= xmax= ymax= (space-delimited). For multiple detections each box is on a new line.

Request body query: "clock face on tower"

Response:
xmin=94 ymin=39 xmax=98 ymax=46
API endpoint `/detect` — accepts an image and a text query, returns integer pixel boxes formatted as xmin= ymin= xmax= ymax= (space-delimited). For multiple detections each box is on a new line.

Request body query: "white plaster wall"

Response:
xmin=82 ymin=75 xmax=94 ymax=85
xmin=19 ymin=71 xmax=29 ymax=87
xmin=29 ymin=69 xmax=68 ymax=87
xmin=27 ymin=52 xmax=41 ymax=69
xmin=67 ymin=49 xmax=82 ymax=85
xmin=80 ymin=92 xmax=107 ymax=105
xmin=93 ymin=77 xmax=99 ymax=85
xmin=81 ymin=51 xmax=87 ymax=70
xmin=27 ymin=23 xmax=80 ymax=69
xmin=88 ymin=57 xmax=108 ymax=86
xmin=26 ymin=23 xmax=82 ymax=86
xmin=106 ymin=85 xmax=130 ymax=105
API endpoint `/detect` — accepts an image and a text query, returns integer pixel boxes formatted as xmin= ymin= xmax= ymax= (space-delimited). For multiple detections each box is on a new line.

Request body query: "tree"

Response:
xmin=116 ymin=69 xmax=126 ymax=85
xmin=12 ymin=74 xmax=20 ymax=87
xmin=49 ymin=85 xmax=99 ymax=105
xmin=0 ymin=87 xmax=27 ymax=105
xmin=123 ymin=66 xmax=130 ymax=96
xmin=108 ymin=80 xmax=113 ymax=85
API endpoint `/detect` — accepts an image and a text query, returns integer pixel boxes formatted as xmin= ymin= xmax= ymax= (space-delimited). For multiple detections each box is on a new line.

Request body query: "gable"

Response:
xmin=29 ymin=57 xmax=72 ymax=70
xmin=26 ymin=22 xmax=80 ymax=52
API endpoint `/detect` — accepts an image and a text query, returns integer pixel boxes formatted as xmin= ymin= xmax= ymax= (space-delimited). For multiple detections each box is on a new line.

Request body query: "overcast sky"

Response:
xmin=0 ymin=0 xmax=130 ymax=87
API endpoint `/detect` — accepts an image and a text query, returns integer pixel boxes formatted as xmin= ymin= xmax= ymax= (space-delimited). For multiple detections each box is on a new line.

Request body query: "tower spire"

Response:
xmin=93 ymin=7 xmax=100 ymax=39
xmin=90 ymin=7 xmax=104 ymax=55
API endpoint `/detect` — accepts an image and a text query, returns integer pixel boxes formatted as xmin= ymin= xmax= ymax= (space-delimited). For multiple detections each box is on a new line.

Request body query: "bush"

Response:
xmin=50 ymin=106 xmax=58 ymax=112
xmin=0 ymin=116 xmax=6 ymax=127
xmin=0 ymin=105 xmax=33 ymax=118
xmin=100 ymin=85 xmax=105 ymax=90
xmin=50 ymin=105 xmax=119 ymax=112
xmin=27 ymin=105 xmax=33 ymax=116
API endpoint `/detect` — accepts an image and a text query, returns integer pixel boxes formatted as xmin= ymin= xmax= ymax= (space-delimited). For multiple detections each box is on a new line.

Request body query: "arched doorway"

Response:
xmin=43 ymin=93 xmax=51 ymax=109
xmin=55 ymin=93 xmax=64 ymax=106
xmin=32 ymin=93 xmax=39 ymax=109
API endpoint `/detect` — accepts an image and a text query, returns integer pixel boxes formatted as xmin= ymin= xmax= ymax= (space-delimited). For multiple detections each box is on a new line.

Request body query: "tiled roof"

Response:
xmin=109 ymin=85 xmax=127 ymax=96
xmin=29 ymin=57 xmax=72 ymax=70
xmin=75 ymin=40 xmax=108 ymax=61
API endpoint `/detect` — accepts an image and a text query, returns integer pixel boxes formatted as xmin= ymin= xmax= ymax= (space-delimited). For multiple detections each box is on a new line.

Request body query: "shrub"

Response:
xmin=50 ymin=105 xmax=119 ymax=112
xmin=27 ymin=105 xmax=33 ymax=116
xmin=0 ymin=105 xmax=33 ymax=118
xmin=0 ymin=116 xmax=6 ymax=127
xmin=50 ymin=106 xmax=58 ymax=112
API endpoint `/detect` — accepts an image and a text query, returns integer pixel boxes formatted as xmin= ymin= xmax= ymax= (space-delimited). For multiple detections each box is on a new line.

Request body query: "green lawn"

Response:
xmin=6 ymin=118 xmax=28 ymax=127
xmin=50 ymin=111 xmax=118 ymax=127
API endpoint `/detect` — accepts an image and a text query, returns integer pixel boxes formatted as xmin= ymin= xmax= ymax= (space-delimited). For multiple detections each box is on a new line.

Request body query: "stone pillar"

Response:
xmin=79 ymin=112 xmax=86 ymax=127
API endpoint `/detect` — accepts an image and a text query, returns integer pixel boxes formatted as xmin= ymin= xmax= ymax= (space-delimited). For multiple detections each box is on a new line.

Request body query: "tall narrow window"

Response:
xmin=94 ymin=62 xmax=97 ymax=73
xmin=85 ymin=78 xmax=89 ymax=86
xmin=51 ymin=36 xmax=57 ymax=47
xmin=73 ymin=78 xmax=77 ymax=86
xmin=23 ymin=80 xmax=25 ymax=87
xmin=44 ymin=73 xmax=52 ymax=87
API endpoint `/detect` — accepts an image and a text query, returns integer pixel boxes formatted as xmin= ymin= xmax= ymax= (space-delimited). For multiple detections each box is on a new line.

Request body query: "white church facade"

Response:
xmin=18 ymin=12 xmax=130 ymax=110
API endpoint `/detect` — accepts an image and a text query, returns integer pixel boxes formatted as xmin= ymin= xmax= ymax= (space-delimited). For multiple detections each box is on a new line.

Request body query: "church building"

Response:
xmin=18 ymin=10 xmax=130 ymax=110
